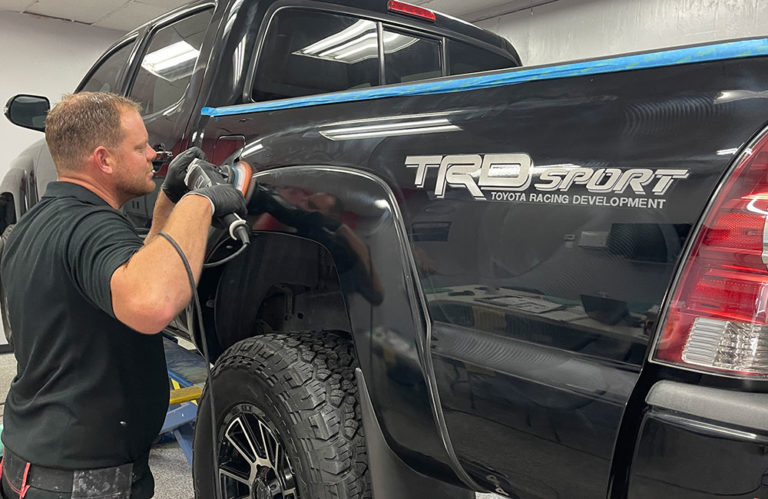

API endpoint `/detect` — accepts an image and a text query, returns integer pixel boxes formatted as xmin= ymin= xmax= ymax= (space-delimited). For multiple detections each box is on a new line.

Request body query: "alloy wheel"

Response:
xmin=217 ymin=404 xmax=299 ymax=499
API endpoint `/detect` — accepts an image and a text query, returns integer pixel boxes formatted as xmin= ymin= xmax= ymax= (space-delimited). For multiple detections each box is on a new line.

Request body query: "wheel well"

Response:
xmin=196 ymin=232 xmax=352 ymax=360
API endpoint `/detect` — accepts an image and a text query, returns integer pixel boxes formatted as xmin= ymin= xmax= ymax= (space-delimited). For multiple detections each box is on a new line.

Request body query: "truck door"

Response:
xmin=121 ymin=5 xmax=214 ymax=227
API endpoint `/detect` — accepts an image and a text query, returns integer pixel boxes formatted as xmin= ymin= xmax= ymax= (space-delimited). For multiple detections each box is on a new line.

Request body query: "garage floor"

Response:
xmin=0 ymin=351 xmax=501 ymax=499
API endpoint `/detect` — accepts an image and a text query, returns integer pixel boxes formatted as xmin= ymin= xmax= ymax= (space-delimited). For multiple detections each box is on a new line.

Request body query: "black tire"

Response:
xmin=193 ymin=331 xmax=371 ymax=499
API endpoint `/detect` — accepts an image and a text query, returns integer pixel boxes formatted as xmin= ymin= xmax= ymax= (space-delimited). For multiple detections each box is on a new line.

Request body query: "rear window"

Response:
xmin=383 ymin=28 xmax=441 ymax=84
xmin=251 ymin=8 xmax=516 ymax=102
xmin=447 ymin=38 xmax=515 ymax=75
xmin=252 ymin=10 xmax=380 ymax=102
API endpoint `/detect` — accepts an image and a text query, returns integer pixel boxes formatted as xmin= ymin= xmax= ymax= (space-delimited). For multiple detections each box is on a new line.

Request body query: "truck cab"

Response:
xmin=2 ymin=0 xmax=519 ymax=231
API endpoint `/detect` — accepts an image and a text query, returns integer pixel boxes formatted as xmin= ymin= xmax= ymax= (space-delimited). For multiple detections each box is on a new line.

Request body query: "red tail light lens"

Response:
xmin=653 ymin=129 xmax=768 ymax=376
xmin=387 ymin=0 xmax=436 ymax=21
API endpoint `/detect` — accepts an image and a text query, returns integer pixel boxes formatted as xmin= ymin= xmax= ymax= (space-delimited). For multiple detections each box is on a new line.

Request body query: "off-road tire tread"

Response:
xmin=206 ymin=331 xmax=371 ymax=498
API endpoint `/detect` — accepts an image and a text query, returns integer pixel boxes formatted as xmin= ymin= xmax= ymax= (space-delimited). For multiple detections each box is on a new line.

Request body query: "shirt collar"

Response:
xmin=42 ymin=181 xmax=112 ymax=207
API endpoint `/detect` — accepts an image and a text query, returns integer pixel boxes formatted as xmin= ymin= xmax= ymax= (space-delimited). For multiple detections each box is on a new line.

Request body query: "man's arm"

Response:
xmin=145 ymin=190 xmax=175 ymax=244
xmin=111 ymin=195 xmax=212 ymax=334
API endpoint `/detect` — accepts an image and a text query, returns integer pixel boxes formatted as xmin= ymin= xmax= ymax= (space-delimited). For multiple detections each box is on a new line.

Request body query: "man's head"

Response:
xmin=45 ymin=92 xmax=157 ymax=204
xmin=46 ymin=92 xmax=140 ymax=173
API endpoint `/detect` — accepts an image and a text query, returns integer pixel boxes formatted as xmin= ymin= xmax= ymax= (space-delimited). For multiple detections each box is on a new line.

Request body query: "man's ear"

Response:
xmin=92 ymin=146 xmax=114 ymax=175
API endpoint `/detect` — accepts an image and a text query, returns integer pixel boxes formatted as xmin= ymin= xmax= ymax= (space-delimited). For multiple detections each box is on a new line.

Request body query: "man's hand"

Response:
xmin=184 ymin=158 xmax=227 ymax=191
xmin=161 ymin=147 xmax=206 ymax=203
xmin=184 ymin=184 xmax=247 ymax=227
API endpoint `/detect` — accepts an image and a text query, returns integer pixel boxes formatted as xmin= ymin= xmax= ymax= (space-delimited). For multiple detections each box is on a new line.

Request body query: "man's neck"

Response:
xmin=57 ymin=175 xmax=121 ymax=209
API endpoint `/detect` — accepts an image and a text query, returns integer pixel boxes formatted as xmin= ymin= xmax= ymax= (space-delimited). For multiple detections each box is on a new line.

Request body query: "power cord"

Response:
xmin=203 ymin=236 xmax=250 ymax=268
xmin=158 ymin=230 xmax=248 ymax=491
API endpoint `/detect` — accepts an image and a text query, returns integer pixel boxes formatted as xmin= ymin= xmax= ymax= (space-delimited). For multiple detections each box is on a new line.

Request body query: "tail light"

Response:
xmin=652 ymin=128 xmax=768 ymax=376
xmin=387 ymin=1 xmax=436 ymax=21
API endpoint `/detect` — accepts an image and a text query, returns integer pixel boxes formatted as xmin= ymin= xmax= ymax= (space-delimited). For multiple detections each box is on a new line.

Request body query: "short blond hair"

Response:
xmin=45 ymin=92 xmax=142 ymax=173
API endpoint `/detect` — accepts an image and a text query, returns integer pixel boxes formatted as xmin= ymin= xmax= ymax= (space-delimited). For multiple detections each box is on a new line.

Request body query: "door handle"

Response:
xmin=152 ymin=145 xmax=173 ymax=171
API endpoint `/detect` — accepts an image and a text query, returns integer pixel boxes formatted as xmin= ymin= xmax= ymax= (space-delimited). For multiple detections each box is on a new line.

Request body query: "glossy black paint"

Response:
xmin=203 ymin=56 xmax=768 ymax=496
xmin=628 ymin=410 xmax=768 ymax=498
xmin=7 ymin=0 xmax=768 ymax=495
xmin=212 ymin=166 xmax=474 ymax=485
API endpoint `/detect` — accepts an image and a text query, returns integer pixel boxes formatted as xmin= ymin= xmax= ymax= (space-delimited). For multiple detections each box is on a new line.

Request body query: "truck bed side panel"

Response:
xmin=203 ymin=54 xmax=768 ymax=495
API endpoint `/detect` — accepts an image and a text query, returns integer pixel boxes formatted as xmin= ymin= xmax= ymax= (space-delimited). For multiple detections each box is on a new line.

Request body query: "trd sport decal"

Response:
xmin=406 ymin=154 xmax=688 ymax=209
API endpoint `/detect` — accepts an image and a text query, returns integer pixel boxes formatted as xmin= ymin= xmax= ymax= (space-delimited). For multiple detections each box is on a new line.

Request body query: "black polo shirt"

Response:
xmin=0 ymin=181 xmax=168 ymax=469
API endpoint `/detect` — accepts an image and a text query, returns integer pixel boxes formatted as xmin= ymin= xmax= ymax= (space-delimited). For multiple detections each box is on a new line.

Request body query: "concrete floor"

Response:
xmin=0 ymin=350 xmax=502 ymax=499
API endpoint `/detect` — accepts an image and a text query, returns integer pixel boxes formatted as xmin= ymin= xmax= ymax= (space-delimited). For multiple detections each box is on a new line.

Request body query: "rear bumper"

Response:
xmin=628 ymin=380 xmax=768 ymax=498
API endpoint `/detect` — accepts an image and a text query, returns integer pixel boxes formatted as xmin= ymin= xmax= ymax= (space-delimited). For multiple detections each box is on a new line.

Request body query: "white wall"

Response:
xmin=476 ymin=0 xmax=768 ymax=66
xmin=0 ymin=12 xmax=124 ymax=180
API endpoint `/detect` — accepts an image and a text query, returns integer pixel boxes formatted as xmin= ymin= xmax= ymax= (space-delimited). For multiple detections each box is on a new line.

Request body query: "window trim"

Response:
xmin=124 ymin=4 xmax=215 ymax=118
xmin=441 ymin=36 xmax=449 ymax=76
xmin=377 ymin=21 xmax=386 ymax=86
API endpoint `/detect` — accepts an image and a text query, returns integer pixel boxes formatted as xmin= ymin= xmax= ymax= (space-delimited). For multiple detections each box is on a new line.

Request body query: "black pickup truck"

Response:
xmin=6 ymin=0 xmax=768 ymax=498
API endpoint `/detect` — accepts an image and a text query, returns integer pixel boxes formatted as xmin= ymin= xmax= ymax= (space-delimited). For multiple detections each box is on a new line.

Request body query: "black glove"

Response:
xmin=185 ymin=184 xmax=247 ymax=228
xmin=161 ymin=147 xmax=206 ymax=203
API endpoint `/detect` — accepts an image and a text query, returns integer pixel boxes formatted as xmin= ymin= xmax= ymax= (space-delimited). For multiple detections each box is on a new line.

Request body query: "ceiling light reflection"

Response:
xmin=297 ymin=21 xmax=417 ymax=64
xmin=319 ymin=32 xmax=377 ymax=58
xmin=301 ymin=20 xmax=375 ymax=55
xmin=241 ymin=141 xmax=264 ymax=156
xmin=142 ymin=41 xmax=199 ymax=81
xmin=717 ymin=148 xmax=739 ymax=156
xmin=321 ymin=118 xmax=460 ymax=141
xmin=145 ymin=44 xmax=197 ymax=70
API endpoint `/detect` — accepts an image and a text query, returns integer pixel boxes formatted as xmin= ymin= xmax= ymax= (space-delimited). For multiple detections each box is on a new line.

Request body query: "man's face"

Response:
xmin=112 ymin=108 xmax=156 ymax=200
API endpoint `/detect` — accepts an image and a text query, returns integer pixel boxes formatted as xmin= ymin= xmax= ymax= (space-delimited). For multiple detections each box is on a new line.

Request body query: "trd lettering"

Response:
xmin=406 ymin=154 xmax=688 ymax=200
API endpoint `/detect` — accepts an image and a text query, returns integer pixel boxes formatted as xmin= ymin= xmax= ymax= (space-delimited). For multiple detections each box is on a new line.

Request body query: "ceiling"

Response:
xmin=410 ymin=0 xmax=556 ymax=23
xmin=0 ymin=0 xmax=185 ymax=31
xmin=0 ymin=0 xmax=555 ymax=32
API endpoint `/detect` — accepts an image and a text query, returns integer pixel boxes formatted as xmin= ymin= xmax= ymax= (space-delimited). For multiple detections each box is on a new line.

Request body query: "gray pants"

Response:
xmin=0 ymin=448 xmax=153 ymax=499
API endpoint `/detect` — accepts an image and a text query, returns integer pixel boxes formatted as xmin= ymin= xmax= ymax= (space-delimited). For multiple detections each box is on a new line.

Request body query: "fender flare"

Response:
xmin=200 ymin=165 xmax=482 ymax=490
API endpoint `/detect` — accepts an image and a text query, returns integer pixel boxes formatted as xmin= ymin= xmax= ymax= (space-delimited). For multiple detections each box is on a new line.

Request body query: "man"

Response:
xmin=0 ymin=92 xmax=244 ymax=498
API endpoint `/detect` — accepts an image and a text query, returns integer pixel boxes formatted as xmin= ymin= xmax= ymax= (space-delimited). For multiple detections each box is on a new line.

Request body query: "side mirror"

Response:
xmin=4 ymin=94 xmax=50 ymax=132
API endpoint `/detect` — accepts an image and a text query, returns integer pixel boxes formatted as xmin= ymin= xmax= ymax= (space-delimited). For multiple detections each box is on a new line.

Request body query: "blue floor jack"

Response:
xmin=160 ymin=335 xmax=209 ymax=465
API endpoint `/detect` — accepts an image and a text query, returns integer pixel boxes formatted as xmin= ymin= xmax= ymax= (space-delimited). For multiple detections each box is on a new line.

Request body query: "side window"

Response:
xmin=129 ymin=8 xmax=213 ymax=115
xmin=447 ymin=39 xmax=515 ymax=75
xmin=382 ymin=29 xmax=441 ymax=84
xmin=252 ymin=10 xmax=380 ymax=102
xmin=79 ymin=40 xmax=136 ymax=93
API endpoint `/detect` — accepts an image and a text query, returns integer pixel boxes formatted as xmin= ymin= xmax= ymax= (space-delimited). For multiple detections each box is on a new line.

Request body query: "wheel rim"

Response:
xmin=217 ymin=404 xmax=299 ymax=499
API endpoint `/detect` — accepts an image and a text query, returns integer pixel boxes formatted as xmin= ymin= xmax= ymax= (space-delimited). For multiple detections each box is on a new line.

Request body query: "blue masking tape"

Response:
xmin=201 ymin=38 xmax=768 ymax=118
